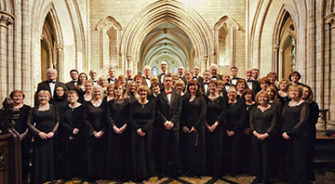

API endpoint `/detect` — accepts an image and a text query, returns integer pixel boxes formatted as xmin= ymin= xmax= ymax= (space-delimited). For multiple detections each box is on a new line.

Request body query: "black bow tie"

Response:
xmin=204 ymin=82 xmax=209 ymax=85
xmin=247 ymin=79 xmax=252 ymax=82
xmin=49 ymin=80 xmax=56 ymax=84
xmin=145 ymin=77 xmax=150 ymax=80
xmin=211 ymin=76 xmax=217 ymax=78
xmin=233 ymin=77 xmax=238 ymax=80
xmin=109 ymin=78 xmax=115 ymax=81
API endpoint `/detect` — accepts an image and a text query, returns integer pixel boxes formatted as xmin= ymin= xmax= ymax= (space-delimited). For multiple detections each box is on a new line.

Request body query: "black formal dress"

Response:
xmin=205 ymin=96 xmax=226 ymax=177
xmin=61 ymin=105 xmax=87 ymax=179
xmin=222 ymin=101 xmax=247 ymax=175
xmin=85 ymin=101 xmax=108 ymax=180
xmin=129 ymin=100 xmax=156 ymax=181
xmin=245 ymin=102 xmax=257 ymax=175
xmin=106 ymin=99 xmax=132 ymax=180
xmin=306 ymin=101 xmax=319 ymax=181
xmin=180 ymin=95 xmax=207 ymax=176
xmin=35 ymin=80 xmax=67 ymax=105
xmin=156 ymin=90 xmax=182 ymax=176
xmin=27 ymin=105 xmax=59 ymax=184
xmin=282 ymin=102 xmax=309 ymax=184
xmin=13 ymin=105 xmax=32 ymax=182
xmin=249 ymin=105 xmax=277 ymax=183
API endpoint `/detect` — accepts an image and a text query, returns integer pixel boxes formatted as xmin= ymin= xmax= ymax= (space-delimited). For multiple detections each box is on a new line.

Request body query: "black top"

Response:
xmin=129 ymin=100 xmax=156 ymax=132
xmin=106 ymin=99 xmax=130 ymax=128
xmin=27 ymin=104 xmax=59 ymax=134
xmin=307 ymin=101 xmax=319 ymax=130
xmin=180 ymin=95 xmax=207 ymax=130
xmin=282 ymin=102 xmax=309 ymax=137
xmin=85 ymin=101 xmax=107 ymax=134
xmin=249 ymin=105 xmax=277 ymax=135
xmin=61 ymin=105 xmax=87 ymax=137
xmin=205 ymin=96 xmax=226 ymax=126
xmin=225 ymin=101 xmax=247 ymax=133
xmin=13 ymin=105 xmax=32 ymax=134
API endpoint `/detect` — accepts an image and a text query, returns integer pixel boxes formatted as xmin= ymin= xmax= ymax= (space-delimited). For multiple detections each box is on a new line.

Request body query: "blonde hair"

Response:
xmin=37 ymin=90 xmax=51 ymax=100
xmin=255 ymin=91 xmax=270 ymax=104
xmin=91 ymin=85 xmax=104 ymax=99
xmin=288 ymin=85 xmax=303 ymax=98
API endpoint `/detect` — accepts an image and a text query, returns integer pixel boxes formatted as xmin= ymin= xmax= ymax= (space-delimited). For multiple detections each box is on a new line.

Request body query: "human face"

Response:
xmin=161 ymin=63 xmax=167 ymax=72
xmin=189 ymin=83 xmax=198 ymax=94
xmin=266 ymin=88 xmax=275 ymax=100
xmin=79 ymin=74 xmax=87 ymax=83
xmin=138 ymin=89 xmax=147 ymax=99
xmin=107 ymin=86 xmax=114 ymax=96
xmin=164 ymin=77 xmax=172 ymax=89
xmin=109 ymin=68 xmax=115 ymax=78
xmin=178 ymin=67 xmax=184 ymax=76
xmin=93 ymin=88 xmax=102 ymax=99
xmin=47 ymin=70 xmax=57 ymax=81
xmin=194 ymin=67 xmax=200 ymax=76
xmin=224 ymin=75 xmax=231 ymax=83
xmin=244 ymin=93 xmax=252 ymax=102
xmin=126 ymin=70 xmax=132 ymax=77
xmin=289 ymin=88 xmax=300 ymax=101
xmin=175 ymin=85 xmax=184 ymax=94
xmin=85 ymin=83 xmax=93 ymax=92
xmin=185 ymin=72 xmax=192 ymax=82
xmin=129 ymin=83 xmax=136 ymax=92
xmin=152 ymin=85 xmax=160 ymax=94
xmin=99 ymin=80 xmax=107 ymax=88
xmin=38 ymin=94 xmax=49 ymax=105
xmin=210 ymin=67 xmax=217 ymax=76
xmin=70 ymin=71 xmax=78 ymax=80
xmin=203 ymin=72 xmax=210 ymax=81
xmin=302 ymin=87 xmax=309 ymax=100
xmin=217 ymin=84 xmax=224 ymax=93
xmin=291 ymin=73 xmax=299 ymax=82
xmin=89 ymin=70 xmax=97 ymax=79
xmin=135 ymin=78 xmax=142 ymax=87
xmin=144 ymin=68 xmax=150 ymax=76
xmin=119 ymin=78 xmax=126 ymax=87
xmin=56 ymin=87 xmax=65 ymax=97
xmin=228 ymin=88 xmax=237 ymax=100
xmin=252 ymin=70 xmax=259 ymax=79
xmin=237 ymin=82 xmax=245 ymax=92
xmin=246 ymin=70 xmax=252 ymax=79
xmin=260 ymin=82 xmax=268 ymax=91
xmin=258 ymin=93 xmax=268 ymax=106
xmin=114 ymin=85 xmax=123 ymax=97
xmin=67 ymin=93 xmax=78 ymax=104
xmin=279 ymin=81 xmax=288 ymax=90
xmin=231 ymin=68 xmax=238 ymax=77
xmin=268 ymin=75 xmax=276 ymax=84
xmin=209 ymin=83 xmax=216 ymax=94
xmin=12 ymin=93 xmax=24 ymax=105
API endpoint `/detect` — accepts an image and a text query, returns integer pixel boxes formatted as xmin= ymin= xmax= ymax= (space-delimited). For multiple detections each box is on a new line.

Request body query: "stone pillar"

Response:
xmin=56 ymin=45 xmax=64 ymax=82
xmin=0 ymin=13 xmax=14 ymax=101
xmin=203 ymin=56 xmax=208 ymax=71
xmin=126 ymin=56 xmax=133 ymax=73
xmin=272 ymin=44 xmax=279 ymax=76
xmin=325 ymin=13 xmax=335 ymax=130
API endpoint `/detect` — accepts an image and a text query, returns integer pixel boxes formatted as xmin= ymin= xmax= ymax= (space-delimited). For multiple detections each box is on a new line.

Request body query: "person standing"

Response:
xmin=66 ymin=69 xmax=79 ymax=90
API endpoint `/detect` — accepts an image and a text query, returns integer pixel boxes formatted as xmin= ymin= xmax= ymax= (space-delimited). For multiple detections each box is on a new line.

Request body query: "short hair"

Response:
xmin=107 ymin=84 xmax=115 ymax=91
xmin=288 ymin=85 xmax=303 ymax=98
xmin=255 ymin=91 xmax=270 ymax=104
xmin=37 ymin=90 xmax=51 ymax=100
xmin=242 ymin=89 xmax=253 ymax=100
xmin=267 ymin=85 xmax=279 ymax=102
xmin=266 ymin=72 xmax=277 ymax=79
xmin=209 ymin=80 xmax=218 ymax=86
xmin=210 ymin=64 xmax=218 ymax=70
xmin=186 ymin=80 xmax=203 ymax=96
xmin=143 ymin=65 xmax=151 ymax=70
xmin=174 ymin=79 xmax=185 ymax=88
xmin=228 ymin=85 xmax=237 ymax=92
xmin=118 ymin=74 xmax=126 ymax=81
xmin=178 ymin=66 xmax=184 ymax=69
xmin=47 ymin=68 xmax=57 ymax=74
xmin=230 ymin=66 xmax=238 ymax=71
xmin=289 ymin=71 xmax=301 ymax=81
xmin=150 ymin=76 xmax=158 ymax=84
xmin=258 ymin=77 xmax=270 ymax=85
xmin=84 ymin=80 xmax=94 ymax=86
xmin=92 ymin=85 xmax=104 ymax=98
xmin=252 ymin=68 xmax=259 ymax=72
xmin=194 ymin=66 xmax=200 ymax=69
xmin=160 ymin=61 xmax=168 ymax=65
xmin=67 ymin=90 xmax=79 ymax=97
xmin=98 ymin=76 xmax=108 ymax=85
xmin=277 ymin=79 xmax=290 ymax=90
xmin=70 ymin=69 xmax=79 ymax=74
xmin=217 ymin=80 xmax=225 ymax=86
xmin=151 ymin=81 xmax=160 ymax=88
xmin=164 ymin=73 xmax=173 ymax=81
xmin=136 ymin=85 xmax=151 ymax=95
xmin=184 ymin=70 xmax=193 ymax=76
xmin=108 ymin=66 xmax=116 ymax=70
xmin=10 ymin=90 xmax=25 ymax=99
xmin=236 ymin=79 xmax=248 ymax=89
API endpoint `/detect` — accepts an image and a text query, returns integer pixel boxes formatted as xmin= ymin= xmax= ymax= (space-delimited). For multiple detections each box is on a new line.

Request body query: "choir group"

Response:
xmin=1 ymin=61 xmax=319 ymax=184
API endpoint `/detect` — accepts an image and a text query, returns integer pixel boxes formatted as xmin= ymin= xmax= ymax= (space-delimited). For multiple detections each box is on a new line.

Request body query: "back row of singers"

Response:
xmin=8 ymin=71 xmax=318 ymax=184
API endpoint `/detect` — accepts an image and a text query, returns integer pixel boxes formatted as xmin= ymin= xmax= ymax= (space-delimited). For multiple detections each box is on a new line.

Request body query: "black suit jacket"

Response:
xmin=246 ymin=79 xmax=260 ymax=95
xmin=158 ymin=73 xmax=167 ymax=89
xmin=211 ymin=74 xmax=223 ymax=80
xmin=66 ymin=80 xmax=77 ymax=90
xmin=35 ymin=80 xmax=67 ymax=105
xmin=156 ymin=89 xmax=182 ymax=132
xmin=107 ymin=77 xmax=118 ymax=84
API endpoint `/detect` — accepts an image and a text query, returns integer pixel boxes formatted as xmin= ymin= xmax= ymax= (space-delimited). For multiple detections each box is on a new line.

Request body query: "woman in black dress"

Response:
xmin=51 ymin=86 xmax=68 ymax=110
xmin=75 ymin=72 xmax=88 ymax=98
xmin=222 ymin=85 xmax=247 ymax=175
xmin=180 ymin=80 xmax=207 ymax=176
xmin=106 ymin=83 xmax=131 ymax=180
xmin=61 ymin=90 xmax=87 ymax=179
xmin=10 ymin=90 xmax=32 ymax=183
xmin=129 ymin=85 xmax=156 ymax=181
xmin=236 ymin=79 xmax=248 ymax=102
xmin=249 ymin=91 xmax=277 ymax=184
xmin=125 ymin=81 xmax=137 ymax=103
xmin=282 ymin=85 xmax=309 ymax=184
xmin=27 ymin=90 xmax=59 ymax=184
xmin=277 ymin=79 xmax=290 ymax=105
xmin=104 ymin=83 xmax=115 ymax=103
xmin=289 ymin=71 xmax=303 ymax=86
xmin=85 ymin=85 xmax=107 ymax=180
xmin=79 ymin=80 xmax=93 ymax=103
xmin=205 ymin=80 xmax=225 ymax=177
xmin=301 ymin=85 xmax=319 ymax=182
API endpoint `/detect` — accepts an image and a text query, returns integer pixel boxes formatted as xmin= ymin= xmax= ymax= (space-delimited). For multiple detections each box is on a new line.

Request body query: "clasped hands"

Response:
xmin=182 ymin=126 xmax=196 ymax=133
xmin=164 ymin=121 xmax=174 ymax=130
xmin=253 ymin=131 xmax=269 ymax=140
xmin=38 ymin=131 xmax=54 ymax=140
xmin=113 ymin=124 xmax=127 ymax=134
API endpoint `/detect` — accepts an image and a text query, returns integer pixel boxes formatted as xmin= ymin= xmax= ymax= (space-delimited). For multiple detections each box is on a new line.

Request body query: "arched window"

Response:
xmin=173 ymin=66 xmax=178 ymax=73
xmin=152 ymin=66 xmax=158 ymax=76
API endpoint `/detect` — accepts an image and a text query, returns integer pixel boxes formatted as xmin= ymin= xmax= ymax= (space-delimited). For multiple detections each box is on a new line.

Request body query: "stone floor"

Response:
xmin=45 ymin=168 xmax=335 ymax=184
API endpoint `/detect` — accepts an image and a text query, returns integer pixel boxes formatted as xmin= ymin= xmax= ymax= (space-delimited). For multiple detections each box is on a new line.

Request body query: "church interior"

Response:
xmin=0 ymin=0 xmax=335 ymax=183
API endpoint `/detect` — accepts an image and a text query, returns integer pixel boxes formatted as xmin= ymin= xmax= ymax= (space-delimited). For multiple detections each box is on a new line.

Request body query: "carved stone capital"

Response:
xmin=325 ymin=12 xmax=335 ymax=29
xmin=0 ymin=13 xmax=14 ymax=28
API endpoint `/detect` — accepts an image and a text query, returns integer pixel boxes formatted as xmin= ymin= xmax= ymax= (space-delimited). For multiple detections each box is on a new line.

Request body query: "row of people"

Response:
xmin=1 ymin=69 xmax=318 ymax=184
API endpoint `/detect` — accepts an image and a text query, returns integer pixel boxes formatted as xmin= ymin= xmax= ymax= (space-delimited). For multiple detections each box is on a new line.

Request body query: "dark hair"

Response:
xmin=242 ymin=89 xmax=253 ymax=101
xmin=230 ymin=66 xmax=238 ymax=71
xmin=186 ymin=79 xmax=203 ymax=96
xmin=289 ymin=71 xmax=301 ymax=81
xmin=70 ymin=69 xmax=79 ymax=74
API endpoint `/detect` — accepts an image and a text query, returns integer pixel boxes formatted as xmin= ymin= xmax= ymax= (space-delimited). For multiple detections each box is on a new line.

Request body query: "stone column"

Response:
xmin=203 ymin=56 xmax=208 ymax=70
xmin=56 ymin=45 xmax=64 ymax=82
xmin=0 ymin=13 xmax=14 ymax=100
xmin=325 ymin=13 xmax=335 ymax=130
xmin=126 ymin=56 xmax=133 ymax=73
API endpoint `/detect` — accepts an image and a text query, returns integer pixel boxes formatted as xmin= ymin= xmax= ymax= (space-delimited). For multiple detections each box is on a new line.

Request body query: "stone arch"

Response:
xmin=120 ymin=0 xmax=214 ymax=73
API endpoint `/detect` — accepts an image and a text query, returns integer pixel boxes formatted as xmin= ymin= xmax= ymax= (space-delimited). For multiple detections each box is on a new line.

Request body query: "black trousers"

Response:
xmin=252 ymin=136 xmax=271 ymax=183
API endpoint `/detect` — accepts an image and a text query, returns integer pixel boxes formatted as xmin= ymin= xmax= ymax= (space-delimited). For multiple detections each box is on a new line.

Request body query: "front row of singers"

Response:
xmin=2 ymin=74 xmax=319 ymax=184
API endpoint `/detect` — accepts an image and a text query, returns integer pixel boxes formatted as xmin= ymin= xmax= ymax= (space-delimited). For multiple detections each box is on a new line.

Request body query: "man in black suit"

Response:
xmin=35 ymin=68 xmax=67 ymax=105
xmin=143 ymin=65 xmax=151 ymax=87
xmin=252 ymin=68 xmax=260 ymax=81
xmin=158 ymin=61 xmax=168 ymax=88
xmin=223 ymin=74 xmax=232 ymax=92
xmin=177 ymin=66 xmax=186 ymax=83
xmin=125 ymin=69 xmax=133 ymax=84
xmin=245 ymin=69 xmax=260 ymax=95
xmin=200 ymin=70 xmax=211 ymax=96
xmin=193 ymin=66 xmax=203 ymax=84
xmin=230 ymin=66 xmax=242 ymax=85
xmin=65 ymin=69 xmax=79 ymax=90
xmin=107 ymin=66 xmax=118 ymax=84
xmin=89 ymin=69 xmax=98 ymax=86
xmin=210 ymin=64 xmax=223 ymax=80
xmin=156 ymin=73 xmax=182 ymax=177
